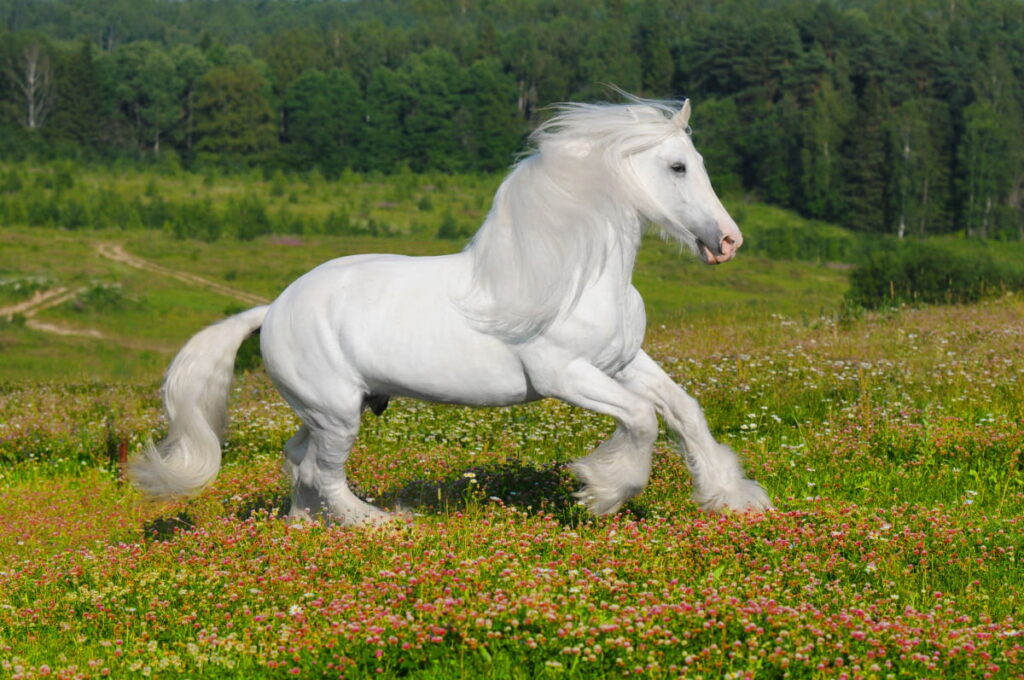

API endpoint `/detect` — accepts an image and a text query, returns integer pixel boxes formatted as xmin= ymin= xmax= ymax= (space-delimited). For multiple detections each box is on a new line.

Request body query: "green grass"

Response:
xmin=0 ymin=222 xmax=849 ymax=383
xmin=0 ymin=161 xmax=502 ymax=240
xmin=2 ymin=169 xmax=1022 ymax=678
xmin=1 ymin=296 xmax=1022 ymax=678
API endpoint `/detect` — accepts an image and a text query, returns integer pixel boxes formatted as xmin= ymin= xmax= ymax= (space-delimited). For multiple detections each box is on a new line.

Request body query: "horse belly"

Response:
xmin=262 ymin=255 xmax=531 ymax=408
xmin=345 ymin=312 xmax=531 ymax=406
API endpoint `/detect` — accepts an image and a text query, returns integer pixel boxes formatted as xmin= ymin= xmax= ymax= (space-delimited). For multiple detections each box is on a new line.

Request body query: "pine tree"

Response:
xmin=400 ymin=48 xmax=461 ymax=172
xmin=284 ymin=68 xmax=364 ymax=176
xmin=364 ymin=66 xmax=413 ymax=172
xmin=462 ymin=58 xmax=522 ymax=172
xmin=47 ymin=39 xmax=106 ymax=147
xmin=193 ymin=63 xmax=276 ymax=161
xmin=839 ymin=81 xmax=892 ymax=232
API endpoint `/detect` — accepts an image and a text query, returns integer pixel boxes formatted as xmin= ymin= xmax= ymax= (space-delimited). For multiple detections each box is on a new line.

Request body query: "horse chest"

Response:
xmin=548 ymin=284 xmax=646 ymax=374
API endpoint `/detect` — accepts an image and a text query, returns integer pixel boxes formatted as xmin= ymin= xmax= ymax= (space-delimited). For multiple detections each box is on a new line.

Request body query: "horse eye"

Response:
xmin=670 ymin=162 xmax=687 ymax=174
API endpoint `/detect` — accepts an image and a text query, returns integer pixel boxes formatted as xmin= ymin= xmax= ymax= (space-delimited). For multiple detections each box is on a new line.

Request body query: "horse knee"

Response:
xmin=624 ymin=401 xmax=658 ymax=445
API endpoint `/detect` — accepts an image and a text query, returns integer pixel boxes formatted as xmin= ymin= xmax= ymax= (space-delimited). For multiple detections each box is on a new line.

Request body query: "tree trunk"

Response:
xmin=8 ymin=44 xmax=53 ymax=129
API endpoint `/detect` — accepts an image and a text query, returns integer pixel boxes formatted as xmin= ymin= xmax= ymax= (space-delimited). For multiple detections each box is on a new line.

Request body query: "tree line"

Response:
xmin=1 ymin=0 xmax=1022 ymax=239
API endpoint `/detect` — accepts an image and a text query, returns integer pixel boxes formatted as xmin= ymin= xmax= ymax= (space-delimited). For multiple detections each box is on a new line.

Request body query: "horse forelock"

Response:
xmin=529 ymin=97 xmax=684 ymax=149
xmin=461 ymin=98 xmax=676 ymax=342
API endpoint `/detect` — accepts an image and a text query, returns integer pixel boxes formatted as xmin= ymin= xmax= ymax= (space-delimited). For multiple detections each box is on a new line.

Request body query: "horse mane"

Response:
xmin=460 ymin=96 xmax=684 ymax=342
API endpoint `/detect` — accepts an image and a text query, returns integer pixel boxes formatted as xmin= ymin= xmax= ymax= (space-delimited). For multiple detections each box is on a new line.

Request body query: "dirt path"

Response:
xmin=0 ymin=287 xmax=71 ymax=318
xmin=95 ymin=243 xmax=270 ymax=307
xmin=2 ymin=244 xmax=268 ymax=350
xmin=1 ymin=285 xmax=106 ymax=340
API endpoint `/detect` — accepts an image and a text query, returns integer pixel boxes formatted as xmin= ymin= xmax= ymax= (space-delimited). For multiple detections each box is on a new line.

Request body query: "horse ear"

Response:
xmin=672 ymin=99 xmax=691 ymax=129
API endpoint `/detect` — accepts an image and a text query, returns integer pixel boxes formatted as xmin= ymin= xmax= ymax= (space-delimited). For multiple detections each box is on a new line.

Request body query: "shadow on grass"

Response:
xmin=376 ymin=458 xmax=649 ymax=526
xmin=143 ymin=459 xmax=647 ymax=538
xmin=143 ymin=511 xmax=196 ymax=541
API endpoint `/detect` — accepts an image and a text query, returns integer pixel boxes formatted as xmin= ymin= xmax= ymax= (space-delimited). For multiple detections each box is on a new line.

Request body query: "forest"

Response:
xmin=1 ymin=0 xmax=1022 ymax=239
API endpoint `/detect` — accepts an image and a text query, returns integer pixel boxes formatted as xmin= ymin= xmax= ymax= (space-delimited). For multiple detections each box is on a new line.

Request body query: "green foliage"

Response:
xmin=282 ymin=68 xmax=364 ymax=176
xmin=726 ymin=199 xmax=865 ymax=263
xmin=0 ymin=274 xmax=53 ymax=301
xmin=0 ymin=0 xmax=1019 ymax=239
xmin=436 ymin=210 xmax=466 ymax=240
xmin=229 ymin=194 xmax=273 ymax=241
xmin=103 ymin=41 xmax=183 ymax=154
xmin=0 ymin=159 xmax=891 ymax=260
xmin=68 ymin=281 xmax=132 ymax=313
xmin=46 ymin=39 xmax=108 ymax=147
xmin=233 ymin=332 xmax=263 ymax=373
xmin=847 ymin=241 xmax=1023 ymax=309
xmin=194 ymin=63 xmax=276 ymax=162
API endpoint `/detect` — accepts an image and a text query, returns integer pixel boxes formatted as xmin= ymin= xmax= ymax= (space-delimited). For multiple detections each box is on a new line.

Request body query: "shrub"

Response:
xmin=323 ymin=209 xmax=353 ymax=235
xmin=742 ymin=222 xmax=860 ymax=262
xmin=0 ymin=275 xmax=55 ymax=300
xmin=847 ymin=242 xmax=1020 ymax=309
xmin=1 ymin=169 xmax=23 ymax=193
xmin=230 ymin=194 xmax=273 ymax=240
xmin=436 ymin=210 xmax=465 ymax=239
xmin=69 ymin=282 xmax=132 ymax=312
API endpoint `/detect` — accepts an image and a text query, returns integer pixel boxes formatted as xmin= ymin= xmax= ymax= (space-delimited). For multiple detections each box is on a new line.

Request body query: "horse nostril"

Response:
xmin=721 ymin=235 xmax=736 ymax=255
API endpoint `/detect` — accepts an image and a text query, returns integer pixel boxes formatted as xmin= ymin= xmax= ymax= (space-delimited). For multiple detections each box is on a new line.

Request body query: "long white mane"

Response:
xmin=461 ymin=97 xmax=685 ymax=342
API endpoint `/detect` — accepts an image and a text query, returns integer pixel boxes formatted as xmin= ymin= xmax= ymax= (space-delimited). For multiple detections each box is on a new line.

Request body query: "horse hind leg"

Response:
xmin=284 ymin=415 xmax=391 ymax=527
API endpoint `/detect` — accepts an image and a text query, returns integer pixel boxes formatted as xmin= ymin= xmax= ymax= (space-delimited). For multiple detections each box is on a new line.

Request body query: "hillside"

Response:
xmin=0 ymin=221 xmax=849 ymax=383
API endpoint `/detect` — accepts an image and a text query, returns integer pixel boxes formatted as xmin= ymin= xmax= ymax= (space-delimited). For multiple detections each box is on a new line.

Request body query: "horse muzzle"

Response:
xmin=698 ymin=232 xmax=742 ymax=265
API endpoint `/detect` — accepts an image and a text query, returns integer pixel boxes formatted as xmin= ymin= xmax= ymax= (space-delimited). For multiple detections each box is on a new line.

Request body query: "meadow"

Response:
xmin=1 ymin=169 xmax=1022 ymax=679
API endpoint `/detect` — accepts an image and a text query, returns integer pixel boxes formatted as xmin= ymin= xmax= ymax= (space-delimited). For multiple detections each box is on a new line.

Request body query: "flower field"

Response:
xmin=1 ymin=292 xmax=1023 ymax=678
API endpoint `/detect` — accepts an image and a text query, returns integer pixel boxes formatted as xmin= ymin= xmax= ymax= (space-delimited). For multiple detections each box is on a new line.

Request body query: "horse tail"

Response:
xmin=129 ymin=305 xmax=269 ymax=500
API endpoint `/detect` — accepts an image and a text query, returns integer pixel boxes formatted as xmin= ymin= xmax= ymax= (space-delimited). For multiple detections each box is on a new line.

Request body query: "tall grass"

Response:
xmin=2 ymin=161 xmax=870 ymax=265
xmin=0 ymin=161 xmax=500 ymax=241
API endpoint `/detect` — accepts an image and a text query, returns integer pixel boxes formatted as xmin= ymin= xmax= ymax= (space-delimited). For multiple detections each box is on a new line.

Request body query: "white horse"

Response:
xmin=131 ymin=96 xmax=772 ymax=525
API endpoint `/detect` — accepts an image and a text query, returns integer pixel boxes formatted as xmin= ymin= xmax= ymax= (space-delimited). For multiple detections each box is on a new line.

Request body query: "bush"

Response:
xmin=69 ymin=282 xmax=132 ymax=313
xmin=230 ymin=194 xmax=273 ymax=240
xmin=742 ymin=222 xmax=861 ymax=263
xmin=0 ymin=275 xmax=55 ymax=300
xmin=847 ymin=242 xmax=1020 ymax=309
xmin=436 ymin=210 xmax=467 ymax=239
xmin=323 ymin=209 xmax=352 ymax=235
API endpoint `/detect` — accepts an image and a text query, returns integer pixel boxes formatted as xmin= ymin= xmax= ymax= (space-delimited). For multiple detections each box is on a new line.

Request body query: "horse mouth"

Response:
xmin=696 ymin=239 xmax=720 ymax=265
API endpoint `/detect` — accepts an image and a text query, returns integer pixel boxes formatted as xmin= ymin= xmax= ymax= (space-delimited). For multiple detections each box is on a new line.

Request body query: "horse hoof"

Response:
xmin=696 ymin=478 xmax=773 ymax=514
xmin=573 ymin=485 xmax=641 ymax=516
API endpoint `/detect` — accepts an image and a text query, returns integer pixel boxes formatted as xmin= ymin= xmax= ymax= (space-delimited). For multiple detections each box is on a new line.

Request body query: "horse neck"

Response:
xmin=460 ymin=155 xmax=643 ymax=341
xmin=588 ymin=211 xmax=643 ymax=294
xmin=473 ymin=155 xmax=641 ymax=267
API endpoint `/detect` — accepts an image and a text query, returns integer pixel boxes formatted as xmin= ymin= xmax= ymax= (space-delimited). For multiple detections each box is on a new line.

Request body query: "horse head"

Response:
xmin=623 ymin=99 xmax=743 ymax=265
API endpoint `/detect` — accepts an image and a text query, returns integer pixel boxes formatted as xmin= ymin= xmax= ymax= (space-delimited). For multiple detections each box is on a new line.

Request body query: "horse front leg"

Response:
xmin=536 ymin=358 xmax=659 ymax=515
xmin=618 ymin=351 xmax=772 ymax=513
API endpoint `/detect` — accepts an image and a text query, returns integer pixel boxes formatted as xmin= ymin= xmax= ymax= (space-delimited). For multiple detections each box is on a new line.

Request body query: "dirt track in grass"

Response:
xmin=1 ymin=243 xmax=270 ymax=348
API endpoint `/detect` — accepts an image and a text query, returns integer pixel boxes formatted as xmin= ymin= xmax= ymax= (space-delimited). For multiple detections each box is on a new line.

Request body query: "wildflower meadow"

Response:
xmin=1 ymin=225 xmax=1023 ymax=679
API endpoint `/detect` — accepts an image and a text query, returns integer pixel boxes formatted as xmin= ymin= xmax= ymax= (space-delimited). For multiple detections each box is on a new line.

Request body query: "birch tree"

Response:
xmin=7 ymin=42 xmax=53 ymax=129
